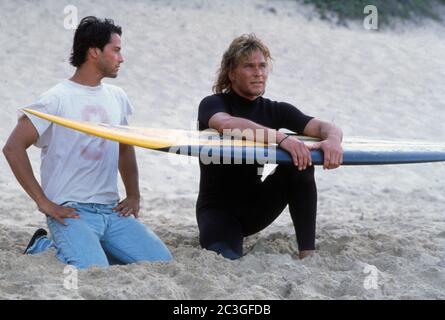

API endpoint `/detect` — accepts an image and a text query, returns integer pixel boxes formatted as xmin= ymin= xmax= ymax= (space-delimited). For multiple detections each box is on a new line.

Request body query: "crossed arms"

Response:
xmin=209 ymin=112 xmax=343 ymax=170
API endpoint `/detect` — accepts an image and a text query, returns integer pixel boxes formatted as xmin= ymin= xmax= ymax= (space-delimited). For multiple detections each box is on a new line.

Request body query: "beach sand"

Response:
xmin=0 ymin=0 xmax=444 ymax=299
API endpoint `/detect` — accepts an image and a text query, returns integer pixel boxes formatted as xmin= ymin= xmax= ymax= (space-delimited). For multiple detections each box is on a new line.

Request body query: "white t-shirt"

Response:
xmin=20 ymin=79 xmax=134 ymax=205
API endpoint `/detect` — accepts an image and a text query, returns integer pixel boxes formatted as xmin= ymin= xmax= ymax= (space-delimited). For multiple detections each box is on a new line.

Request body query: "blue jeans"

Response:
xmin=26 ymin=202 xmax=172 ymax=269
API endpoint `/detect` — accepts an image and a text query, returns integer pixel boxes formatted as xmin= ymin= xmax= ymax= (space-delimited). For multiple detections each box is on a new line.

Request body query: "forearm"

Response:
xmin=218 ymin=117 xmax=287 ymax=144
xmin=319 ymin=122 xmax=343 ymax=142
xmin=118 ymin=145 xmax=140 ymax=199
xmin=3 ymin=146 xmax=49 ymax=207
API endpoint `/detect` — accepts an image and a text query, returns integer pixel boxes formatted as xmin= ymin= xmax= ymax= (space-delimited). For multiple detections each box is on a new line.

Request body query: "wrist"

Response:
xmin=35 ymin=195 xmax=50 ymax=209
xmin=277 ymin=134 xmax=290 ymax=147
xmin=126 ymin=194 xmax=140 ymax=200
xmin=276 ymin=132 xmax=287 ymax=144
xmin=327 ymin=134 xmax=342 ymax=143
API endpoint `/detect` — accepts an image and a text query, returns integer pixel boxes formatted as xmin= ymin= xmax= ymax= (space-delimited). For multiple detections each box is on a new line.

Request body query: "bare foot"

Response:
xmin=299 ymin=250 xmax=315 ymax=259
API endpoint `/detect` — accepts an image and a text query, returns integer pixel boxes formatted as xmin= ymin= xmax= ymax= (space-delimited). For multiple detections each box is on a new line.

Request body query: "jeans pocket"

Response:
xmin=103 ymin=202 xmax=118 ymax=210
xmin=61 ymin=201 xmax=80 ymax=208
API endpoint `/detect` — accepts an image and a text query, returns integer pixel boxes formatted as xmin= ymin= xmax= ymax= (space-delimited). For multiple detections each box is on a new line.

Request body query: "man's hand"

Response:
xmin=309 ymin=136 xmax=343 ymax=170
xmin=279 ymin=136 xmax=313 ymax=171
xmin=113 ymin=196 xmax=140 ymax=218
xmin=38 ymin=200 xmax=80 ymax=226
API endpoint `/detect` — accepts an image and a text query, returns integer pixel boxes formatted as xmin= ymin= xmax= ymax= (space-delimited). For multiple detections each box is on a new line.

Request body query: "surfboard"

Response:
xmin=23 ymin=108 xmax=445 ymax=166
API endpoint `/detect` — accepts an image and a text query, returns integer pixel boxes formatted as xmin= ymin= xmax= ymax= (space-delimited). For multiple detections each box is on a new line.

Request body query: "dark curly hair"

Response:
xmin=70 ymin=16 xmax=122 ymax=67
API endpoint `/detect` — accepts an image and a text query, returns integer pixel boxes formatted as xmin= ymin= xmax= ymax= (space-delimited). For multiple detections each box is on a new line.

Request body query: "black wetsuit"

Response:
xmin=196 ymin=91 xmax=317 ymax=259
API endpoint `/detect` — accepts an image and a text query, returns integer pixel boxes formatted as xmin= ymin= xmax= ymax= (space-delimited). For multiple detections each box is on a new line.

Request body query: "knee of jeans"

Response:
xmin=157 ymin=247 xmax=173 ymax=262
xmin=55 ymin=245 xmax=110 ymax=269
xmin=128 ymin=241 xmax=173 ymax=263
xmin=148 ymin=243 xmax=173 ymax=262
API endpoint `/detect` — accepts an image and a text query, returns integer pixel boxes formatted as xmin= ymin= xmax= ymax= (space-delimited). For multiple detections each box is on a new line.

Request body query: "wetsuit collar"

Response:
xmin=228 ymin=90 xmax=261 ymax=106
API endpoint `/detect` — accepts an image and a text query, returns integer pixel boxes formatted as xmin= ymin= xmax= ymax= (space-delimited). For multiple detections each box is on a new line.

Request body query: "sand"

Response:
xmin=0 ymin=0 xmax=444 ymax=299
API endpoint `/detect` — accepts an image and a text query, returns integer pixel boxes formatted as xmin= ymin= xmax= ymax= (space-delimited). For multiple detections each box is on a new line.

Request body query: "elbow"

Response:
xmin=2 ymin=142 xmax=23 ymax=161
xmin=2 ymin=143 xmax=13 ymax=160
xmin=214 ymin=123 xmax=224 ymax=135
xmin=337 ymin=126 xmax=344 ymax=140
xmin=331 ymin=124 xmax=343 ymax=142
xmin=214 ymin=118 xmax=232 ymax=135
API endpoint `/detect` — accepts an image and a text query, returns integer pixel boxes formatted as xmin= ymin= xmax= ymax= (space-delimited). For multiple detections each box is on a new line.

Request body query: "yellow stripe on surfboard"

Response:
xmin=23 ymin=108 xmax=319 ymax=149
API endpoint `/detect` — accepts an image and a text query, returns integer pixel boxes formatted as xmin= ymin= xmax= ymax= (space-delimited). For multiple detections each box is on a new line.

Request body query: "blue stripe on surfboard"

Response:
xmin=158 ymin=145 xmax=445 ymax=165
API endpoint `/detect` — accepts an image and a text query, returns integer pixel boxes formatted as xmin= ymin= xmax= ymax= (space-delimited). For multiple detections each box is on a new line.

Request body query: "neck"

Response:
xmin=231 ymin=87 xmax=260 ymax=101
xmin=70 ymin=64 xmax=103 ymax=87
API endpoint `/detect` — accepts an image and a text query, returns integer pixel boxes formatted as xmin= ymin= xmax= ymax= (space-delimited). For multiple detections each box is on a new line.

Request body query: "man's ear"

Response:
xmin=228 ymin=69 xmax=235 ymax=82
xmin=88 ymin=47 xmax=100 ymax=60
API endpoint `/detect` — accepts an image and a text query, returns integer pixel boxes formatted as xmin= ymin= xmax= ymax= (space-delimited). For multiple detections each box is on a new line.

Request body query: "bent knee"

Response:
xmin=279 ymin=165 xmax=315 ymax=182
xmin=148 ymin=243 xmax=173 ymax=262
xmin=131 ymin=242 xmax=173 ymax=263
xmin=65 ymin=255 xmax=110 ymax=269
xmin=156 ymin=249 xmax=173 ymax=262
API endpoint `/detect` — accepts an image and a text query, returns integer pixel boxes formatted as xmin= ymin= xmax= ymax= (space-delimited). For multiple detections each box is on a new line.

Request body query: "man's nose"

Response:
xmin=253 ymin=66 xmax=263 ymax=76
xmin=119 ymin=53 xmax=124 ymax=63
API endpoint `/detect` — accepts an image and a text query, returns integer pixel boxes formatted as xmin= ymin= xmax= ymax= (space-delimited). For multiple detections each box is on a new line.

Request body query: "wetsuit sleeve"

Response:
xmin=198 ymin=95 xmax=228 ymax=130
xmin=277 ymin=102 xmax=314 ymax=134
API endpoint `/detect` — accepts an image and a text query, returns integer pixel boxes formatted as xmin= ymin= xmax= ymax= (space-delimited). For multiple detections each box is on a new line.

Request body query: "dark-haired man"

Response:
xmin=3 ymin=16 xmax=172 ymax=268
xmin=197 ymin=34 xmax=343 ymax=260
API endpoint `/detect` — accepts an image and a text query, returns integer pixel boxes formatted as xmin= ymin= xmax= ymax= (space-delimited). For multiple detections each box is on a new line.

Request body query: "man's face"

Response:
xmin=97 ymin=33 xmax=124 ymax=78
xmin=229 ymin=50 xmax=269 ymax=100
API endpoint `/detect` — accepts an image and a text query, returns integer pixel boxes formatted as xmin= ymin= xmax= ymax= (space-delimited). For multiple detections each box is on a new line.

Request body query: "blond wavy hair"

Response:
xmin=213 ymin=34 xmax=272 ymax=94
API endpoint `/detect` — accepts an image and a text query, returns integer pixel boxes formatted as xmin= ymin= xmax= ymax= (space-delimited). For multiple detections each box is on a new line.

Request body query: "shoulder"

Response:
xmin=199 ymin=93 xmax=226 ymax=106
xmin=261 ymin=97 xmax=309 ymax=118
xmin=26 ymin=83 xmax=65 ymax=116
xmin=197 ymin=94 xmax=230 ymax=126
xmin=263 ymin=96 xmax=299 ymax=110
xmin=258 ymin=96 xmax=295 ymax=109
xmin=103 ymin=83 xmax=132 ymax=112
xmin=39 ymin=82 xmax=69 ymax=102
xmin=103 ymin=83 xmax=128 ymax=97
xmin=102 ymin=84 xmax=133 ymax=119
xmin=277 ymin=101 xmax=298 ymax=109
